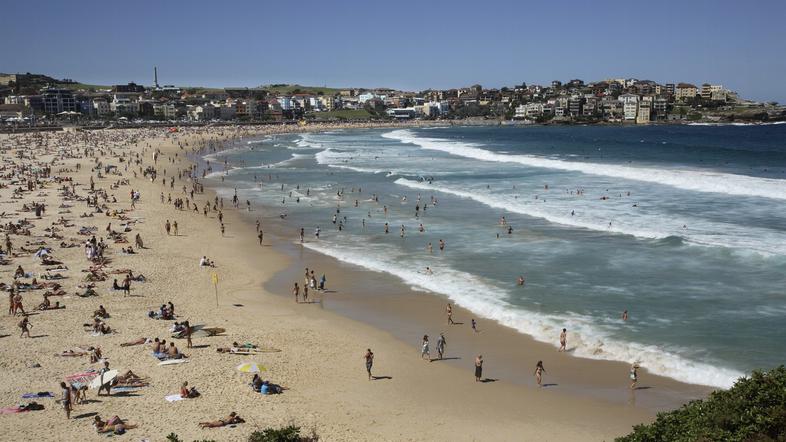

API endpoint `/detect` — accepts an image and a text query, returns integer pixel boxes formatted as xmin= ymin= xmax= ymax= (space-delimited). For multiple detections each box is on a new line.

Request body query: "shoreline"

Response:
xmin=199 ymin=131 xmax=716 ymax=411
xmin=0 ymin=125 xmax=712 ymax=441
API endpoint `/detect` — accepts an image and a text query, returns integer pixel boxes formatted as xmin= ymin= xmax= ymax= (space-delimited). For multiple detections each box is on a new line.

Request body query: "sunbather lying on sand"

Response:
xmin=120 ymin=337 xmax=150 ymax=347
xmin=93 ymin=415 xmax=137 ymax=434
xmin=198 ymin=412 xmax=244 ymax=428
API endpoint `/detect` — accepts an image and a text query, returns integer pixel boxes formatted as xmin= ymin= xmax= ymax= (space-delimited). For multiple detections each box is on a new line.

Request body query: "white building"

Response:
xmin=618 ymin=94 xmax=639 ymax=120
xmin=111 ymin=95 xmax=139 ymax=116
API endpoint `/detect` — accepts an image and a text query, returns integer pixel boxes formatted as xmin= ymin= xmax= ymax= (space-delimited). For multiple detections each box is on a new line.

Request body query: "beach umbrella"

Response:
xmin=236 ymin=362 xmax=266 ymax=373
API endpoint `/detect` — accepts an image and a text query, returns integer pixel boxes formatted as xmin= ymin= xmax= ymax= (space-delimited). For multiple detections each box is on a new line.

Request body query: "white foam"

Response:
xmin=303 ymin=240 xmax=743 ymax=388
xmin=394 ymin=178 xmax=786 ymax=255
xmin=383 ymin=129 xmax=786 ymax=201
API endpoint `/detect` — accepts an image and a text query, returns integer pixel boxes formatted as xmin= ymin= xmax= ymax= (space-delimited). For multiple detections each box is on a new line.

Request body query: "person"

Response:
xmin=475 ymin=355 xmax=483 ymax=382
xmin=180 ymin=381 xmax=200 ymax=398
xmin=534 ymin=360 xmax=546 ymax=387
xmin=471 ymin=318 xmax=477 ymax=333
xmin=18 ymin=316 xmax=31 ymax=338
xmin=97 ymin=361 xmax=112 ymax=396
xmin=258 ymin=231 xmax=264 ymax=245
xmin=60 ymin=381 xmax=71 ymax=419
xmin=622 ymin=310 xmax=628 ymax=321
xmin=165 ymin=220 xmax=171 ymax=235
xmin=559 ymin=328 xmax=567 ymax=352
xmin=93 ymin=415 xmax=137 ymax=434
xmin=517 ymin=275 xmax=525 ymax=286
xmin=251 ymin=374 xmax=263 ymax=392
xmin=436 ymin=333 xmax=446 ymax=360
xmin=421 ymin=335 xmax=430 ymax=360
xmin=183 ymin=320 xmax=193 ymax=349
xmin=630 ymin=363 xmax=639 ymax=389
xmin=198 ymin=412 xmax=245 ymax=428
xmin=293 ymin=282 xmax=299 ymax=303
xmin=364 ymin=348 xmax=374 ymax=380
xmin=446 ymin=303 xmax=454 ymax=325
xmin=319 ymin=274 xmax=326 ymax=291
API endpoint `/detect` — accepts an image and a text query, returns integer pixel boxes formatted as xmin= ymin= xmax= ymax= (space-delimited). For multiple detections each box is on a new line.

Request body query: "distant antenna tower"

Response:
xmin=154 ymin=66 xmax=159 ymax=88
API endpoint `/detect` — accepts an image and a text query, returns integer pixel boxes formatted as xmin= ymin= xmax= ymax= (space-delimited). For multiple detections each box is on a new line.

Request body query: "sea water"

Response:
xmin=205 ymin=124 xmax=786 ymax=389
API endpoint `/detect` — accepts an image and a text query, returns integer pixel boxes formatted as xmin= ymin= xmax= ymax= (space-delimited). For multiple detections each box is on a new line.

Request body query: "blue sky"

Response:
xmin=2 ymin=0 xmax=785 ymax=102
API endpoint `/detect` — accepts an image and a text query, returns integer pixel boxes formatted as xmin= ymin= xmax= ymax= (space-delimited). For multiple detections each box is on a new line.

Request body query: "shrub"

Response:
xmin=248 ymin=425 xmax=318 ymax=442
xmin=617 ymin=366 xmax=786 ymax=442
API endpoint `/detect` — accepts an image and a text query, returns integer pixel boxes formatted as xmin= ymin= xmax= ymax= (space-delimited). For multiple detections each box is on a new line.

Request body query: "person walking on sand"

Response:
xmin=183 ymin=320 xmax=193 ymax=349
xmin=165 ymin=220 xmax=171 ymax=235
xmin=18 ymin=316 xmax=31 ymax=338
xmin=446 ymin=303 xmax=454 ymax=325
xmin=98 ymin=361 xmax=112 ymax=396
xmin=436 ymin=333 xmax=446 ymax=360
xmin=60 ymin=381 xmax=71 ymax=419
xmin=293 ymin=283 xmax=300 ymax=303
xmin=421 ymin=335 xmax=430 ymax=360
xmin=258 ymin=230 xmax=264 ymax=245
xmin=471 ymin=318 xmax=478 ymax=333
xmin=364 ymin=348 xmax=374 ymax=380
xmin=559 ymin=328 xmax=567 ymax=352
xmin=173 ymin=221 xmax=178 ymax=236
xmin=534 ymin=360 xmax=546 ymax=387
xmin=475 ymin=355 xmax=483 ymax=382
xmin=630 ymin=363 xmax=639 ymax=389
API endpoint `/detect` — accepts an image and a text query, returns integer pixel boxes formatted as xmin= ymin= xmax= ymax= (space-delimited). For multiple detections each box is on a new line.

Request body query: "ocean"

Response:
xmin=204 ymin=123 xmax=786 ymax=389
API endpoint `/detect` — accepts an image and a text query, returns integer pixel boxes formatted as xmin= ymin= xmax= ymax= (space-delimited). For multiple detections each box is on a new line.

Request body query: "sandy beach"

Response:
xmin=0 ymin=124 xmax=713 ymax=441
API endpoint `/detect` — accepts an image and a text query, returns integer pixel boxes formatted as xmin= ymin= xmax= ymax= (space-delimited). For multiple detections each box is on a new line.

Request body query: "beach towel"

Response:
xmin=152 ymin=352 xmax=167 ymax=360
xmin=0 ymin=407 xmax=27 ymax=414
xmin=165 ymin=394 xmax=184 ymax=402
xmin=21 ymin=392 xmax=53 ymax=399
xmin=111 ymin=386 xmax=141 ymax=393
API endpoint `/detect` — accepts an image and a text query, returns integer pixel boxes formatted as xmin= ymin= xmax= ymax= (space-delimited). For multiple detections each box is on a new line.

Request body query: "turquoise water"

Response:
xmin=205 ymin=123 xmax=786 ymax=388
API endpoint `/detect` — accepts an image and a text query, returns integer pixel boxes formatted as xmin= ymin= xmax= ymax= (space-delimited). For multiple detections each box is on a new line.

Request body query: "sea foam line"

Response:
xmin=302 ymin=240 xmax=743 ymax=389
xmin=383 ymin=129 xmax=786 ymax=201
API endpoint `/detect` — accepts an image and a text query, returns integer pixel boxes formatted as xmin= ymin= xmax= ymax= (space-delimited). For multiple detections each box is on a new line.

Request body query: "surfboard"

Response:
xmin=158 ymin=359 xmax=189 ymax=366
xmin=190 ymin=327 xmax=225 ymax=338
xmin=89 ymin=369 xmax=118 ymax=389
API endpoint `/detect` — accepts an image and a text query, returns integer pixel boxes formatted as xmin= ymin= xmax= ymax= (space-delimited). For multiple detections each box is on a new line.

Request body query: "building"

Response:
xmin=41 ymin=88 xmax=76 ymax=114
xmin=113 ymin=82 xmax=146 ymax=93
xmin=0 ymin=74 xmax=18 ymax=86
xmin=567 ymin=97 xmax=583 ymax=116
xmin=701 ymin=84 xmax=726 ymax=101
xmin=675 ymin=83 xmax=698 ymax=102
xmin=0 ymin=104 xmax=25 ymax=120
xmin=276 ymin=96 xmax=293 ymax=111
xmin=153 ymin=102 xmax=177 ymax=119
xmin=188 ymin=104 xmax=216 ymax=121
xmin=619 ymin=93 xmax=639 ymax=120
xmin=319 ymin=96 xmax=335 ymax=111
xmin=111 ymin=94 xmax=139 ymax=116
xmin=92 ymin=98 xmax=110 ymax=116
xmin=636 ymin=100 xmax=651 ymax=124
xmin=386 ymin=108 xmax=418 ymax=119
xmin=652 ymin=97 xmax=669 ymax=118
xmin=582 ymin=97 xmax=597 ymax=116
xmin=665 ymin=83 xmax=675 ymax=95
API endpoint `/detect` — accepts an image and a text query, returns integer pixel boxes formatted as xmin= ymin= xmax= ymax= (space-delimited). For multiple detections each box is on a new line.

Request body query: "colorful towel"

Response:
xmin=0 ymin=407 xmax=26 ymax=414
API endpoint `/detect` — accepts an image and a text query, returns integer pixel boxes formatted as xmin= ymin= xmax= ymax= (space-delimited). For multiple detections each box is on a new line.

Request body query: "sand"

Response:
xmin=0 ymin=124 xmax=711 ymax=441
